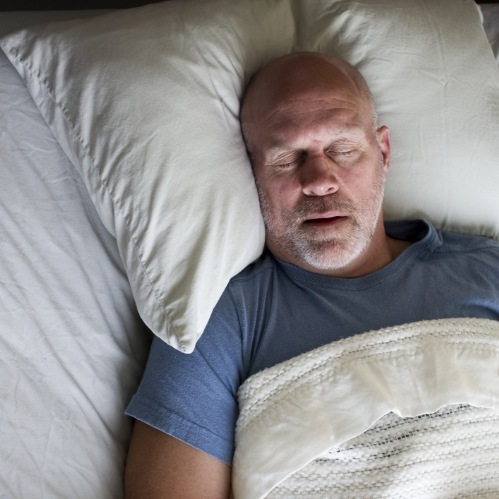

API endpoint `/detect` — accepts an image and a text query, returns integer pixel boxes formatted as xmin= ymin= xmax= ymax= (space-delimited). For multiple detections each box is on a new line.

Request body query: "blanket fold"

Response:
xmin=232 ymin=318 xmax=499 ymax=498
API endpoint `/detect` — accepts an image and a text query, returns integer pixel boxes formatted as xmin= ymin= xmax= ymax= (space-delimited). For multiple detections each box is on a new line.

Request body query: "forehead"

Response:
xmin=252 ymin=91 xmax=370 ymax=156
xmin=247 ymin=73 xmax=370 ymax=133
xmin=241 ymin=54 xmax=375 ymax=157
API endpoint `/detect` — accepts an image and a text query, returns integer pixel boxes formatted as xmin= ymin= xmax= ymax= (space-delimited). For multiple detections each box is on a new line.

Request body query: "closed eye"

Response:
xmin=326 ymin=137 xmax=363 ymax=160
xmin=330 ymin=150 xmax=353 ymax=156
xmin=268 ymin=151 xmax=305 ymax=170
xmin=326 ymin=148 xmax=360 ymax=162
xmin=275 ymin=160 xmax=297 ymax=169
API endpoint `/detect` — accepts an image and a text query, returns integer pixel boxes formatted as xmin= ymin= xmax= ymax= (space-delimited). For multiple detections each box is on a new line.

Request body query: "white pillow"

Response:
xmin=2 ymin=0 xmax=498 ymax=352
xmin=292 ymin=0 xmax=499 ymax=235
xmin=0 ymin=0 xmax=294 ymax=352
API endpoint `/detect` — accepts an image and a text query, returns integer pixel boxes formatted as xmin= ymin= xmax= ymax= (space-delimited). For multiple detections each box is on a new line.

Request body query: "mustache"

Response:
xmin=295 ymin=196 xmax=355 ymax=219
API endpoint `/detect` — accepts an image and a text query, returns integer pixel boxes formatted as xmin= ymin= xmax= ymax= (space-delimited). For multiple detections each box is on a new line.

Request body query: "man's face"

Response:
xmin=245 ymin=59 xmax=390 ymax=277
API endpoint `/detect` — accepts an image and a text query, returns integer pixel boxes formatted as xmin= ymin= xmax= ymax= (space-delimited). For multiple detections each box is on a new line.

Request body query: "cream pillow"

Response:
xmin=292 ymin=0 xmax=499 ymax=235
xmin=2 ymin=0 xmax=498 ymax=352
xmin=0 ymin=0 xmax=294 ymax=353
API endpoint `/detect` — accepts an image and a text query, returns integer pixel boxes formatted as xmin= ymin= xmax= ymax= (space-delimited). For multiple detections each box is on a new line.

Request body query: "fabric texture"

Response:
xmin=233 ymin=318 xmax=499 ymax=499
xmin=0 ymin=16 xmax=151 ymax=497
xmin=126 ymin=220 xmax=499 ymax=466
xmin=266 ymin=405 xmax=499 ymax=498
xmin=1 ymin=0 xmax=499 ymax=352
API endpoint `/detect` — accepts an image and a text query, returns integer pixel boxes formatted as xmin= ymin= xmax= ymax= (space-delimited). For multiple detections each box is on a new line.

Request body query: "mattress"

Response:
xmin=0 ymin=10 xmax=151 ymax=499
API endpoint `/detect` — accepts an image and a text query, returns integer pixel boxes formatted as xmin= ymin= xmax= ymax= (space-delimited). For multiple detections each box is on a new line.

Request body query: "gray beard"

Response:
xmin=257 ymin=167 xmax=385 ymax=272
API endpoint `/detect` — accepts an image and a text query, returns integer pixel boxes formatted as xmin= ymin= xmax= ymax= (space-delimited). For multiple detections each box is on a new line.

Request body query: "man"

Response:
xmin=124 ymin=52 xmax=499 ymax=497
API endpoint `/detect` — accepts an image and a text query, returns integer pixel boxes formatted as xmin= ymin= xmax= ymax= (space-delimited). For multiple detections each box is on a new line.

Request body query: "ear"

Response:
xmin=377 ymin=125 xmax=391 ymax=173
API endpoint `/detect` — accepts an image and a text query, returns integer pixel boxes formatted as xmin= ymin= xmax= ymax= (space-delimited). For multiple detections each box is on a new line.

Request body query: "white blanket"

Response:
xmin=233 ymin=318 xmax=499 ymax=498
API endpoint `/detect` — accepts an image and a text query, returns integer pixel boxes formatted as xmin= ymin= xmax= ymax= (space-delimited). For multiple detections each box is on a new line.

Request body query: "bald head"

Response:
xmin=241 ymin=52 xmax=378 ymax=159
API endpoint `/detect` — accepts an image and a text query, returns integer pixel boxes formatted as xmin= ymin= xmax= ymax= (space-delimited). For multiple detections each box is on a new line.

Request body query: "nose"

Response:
xmin=301 ymin=155 xmax=339 ymax=197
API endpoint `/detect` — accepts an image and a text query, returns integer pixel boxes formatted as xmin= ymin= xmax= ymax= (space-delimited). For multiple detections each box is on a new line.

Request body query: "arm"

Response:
xmin=125 ymin=420 xmax=232 ymax=499
xmin=124 ymin=291 xmax=245 ymax=498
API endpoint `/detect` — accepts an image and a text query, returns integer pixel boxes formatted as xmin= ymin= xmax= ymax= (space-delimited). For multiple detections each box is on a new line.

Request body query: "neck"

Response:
xmin=273 ymin=222 xmax=413 ymax=279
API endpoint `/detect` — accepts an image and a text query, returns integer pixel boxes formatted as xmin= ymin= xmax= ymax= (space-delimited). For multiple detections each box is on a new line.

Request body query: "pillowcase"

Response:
xmin=0 ymin=0 xmax=294 ymax=353
xmin=2 ymin=0 xmax=498 ymax=352
xmin=292 ymin=0 xmax=499 ymax=235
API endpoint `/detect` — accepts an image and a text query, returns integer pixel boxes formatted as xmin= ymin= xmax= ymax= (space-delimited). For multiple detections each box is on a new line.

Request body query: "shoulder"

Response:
xmin=387 ymin=219 xmax=499 ymax=257
xmin=230 ymin=250 xmax=279 ymax=283
xmin=421 ymin=227 xmax=499 ymax=275
xmin=224 ymin=251 xmax=281 ymax=302
xmin=436 ymin=229 xmax=499 ymax=255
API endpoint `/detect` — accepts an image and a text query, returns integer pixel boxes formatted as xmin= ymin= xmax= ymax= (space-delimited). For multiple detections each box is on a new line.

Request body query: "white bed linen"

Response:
xmin=234 ymin=318 xmax=499 ymax=498
xmin=0 ymin=11 xmax=150 ymax=499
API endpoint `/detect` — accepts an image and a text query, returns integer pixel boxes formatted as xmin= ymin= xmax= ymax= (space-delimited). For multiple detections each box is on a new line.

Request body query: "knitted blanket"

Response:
xmin=232 ymin=318 xmax=499 ymax=499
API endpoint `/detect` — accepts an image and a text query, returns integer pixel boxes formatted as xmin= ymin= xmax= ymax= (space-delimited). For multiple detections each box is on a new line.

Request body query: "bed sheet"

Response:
xmin=0 ymin=10 xmax=150 ymax=499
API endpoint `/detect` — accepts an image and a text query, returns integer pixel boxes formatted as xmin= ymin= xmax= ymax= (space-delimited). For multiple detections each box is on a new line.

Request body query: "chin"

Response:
xmin=299 ymin=238 xmax=368 ymax=272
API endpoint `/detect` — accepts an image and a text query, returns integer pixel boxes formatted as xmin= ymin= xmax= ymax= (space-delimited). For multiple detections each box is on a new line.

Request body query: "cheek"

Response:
xmin=346 ymin=158 xmax=386 ymax=195
xmin=258 ymin=176 xmax=300 ymax=209
xmin=274 ymin=180 xmax=303 ymax=214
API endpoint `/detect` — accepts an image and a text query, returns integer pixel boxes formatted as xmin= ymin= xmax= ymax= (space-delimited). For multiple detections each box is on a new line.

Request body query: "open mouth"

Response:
xmin=303 ymin=215 xmax=348 ymax=227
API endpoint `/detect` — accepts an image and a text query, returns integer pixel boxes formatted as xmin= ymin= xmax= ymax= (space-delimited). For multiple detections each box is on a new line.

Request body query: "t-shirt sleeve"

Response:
xmin=125 ymin=290 xmax=244 ymax=465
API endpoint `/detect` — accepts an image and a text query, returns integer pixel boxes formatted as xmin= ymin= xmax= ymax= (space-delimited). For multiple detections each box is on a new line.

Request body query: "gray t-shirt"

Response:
xmin=126 ymin=219 xmax=499 ymax=464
